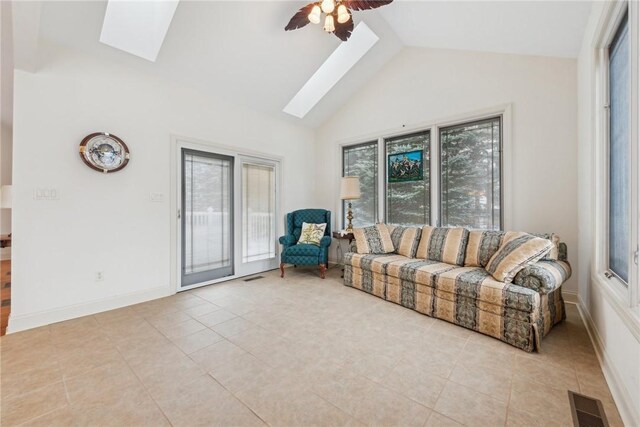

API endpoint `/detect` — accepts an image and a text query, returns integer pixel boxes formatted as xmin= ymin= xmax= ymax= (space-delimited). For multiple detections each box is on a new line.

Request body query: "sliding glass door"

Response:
xmin=237 ymin=157 xmax=279 ymax=276
xmin=181 ymin=149 xmax=234 ymax=287
xmin=178 ymin=146 xmax=280 ymax=289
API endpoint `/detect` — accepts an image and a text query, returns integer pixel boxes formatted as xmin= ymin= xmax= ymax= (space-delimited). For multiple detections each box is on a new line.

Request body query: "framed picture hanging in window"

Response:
xmin=388 ymin=150 xmax=423 ymax=183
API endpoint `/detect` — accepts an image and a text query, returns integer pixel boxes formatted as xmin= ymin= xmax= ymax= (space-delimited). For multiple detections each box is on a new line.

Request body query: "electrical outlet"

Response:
xmin=95 ymin=271 xmax=104 ymax=282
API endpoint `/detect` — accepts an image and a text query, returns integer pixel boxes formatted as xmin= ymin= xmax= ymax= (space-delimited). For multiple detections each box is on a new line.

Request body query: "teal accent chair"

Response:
xmin=279 ymin=209 xmax=331 ymax=279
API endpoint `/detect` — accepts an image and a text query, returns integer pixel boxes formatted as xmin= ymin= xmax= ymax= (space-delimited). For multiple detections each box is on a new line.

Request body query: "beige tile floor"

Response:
xmin=0 ymin=266 xmax=624 ymax=427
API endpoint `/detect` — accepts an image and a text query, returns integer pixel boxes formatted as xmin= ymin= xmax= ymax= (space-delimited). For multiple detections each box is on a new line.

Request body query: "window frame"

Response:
xmin=593 ymin=0 xmax=639 ymax=308
xmin=605 ymin=8 xmax=631 ymax=287
xmin=338 ymin=105 xmax=511 ymax=231
xmin=438 ymin=116 xmax=503 ymax=230
xmin=341 ymin=140 xmax=379 ymax=229
xmin=383 ymin=129 xmax=432 ymax=226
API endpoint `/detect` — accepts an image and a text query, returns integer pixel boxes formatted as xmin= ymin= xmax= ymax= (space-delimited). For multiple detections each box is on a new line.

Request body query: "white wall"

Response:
xmin=10 ymin=42 xmax=316 ymax=332
xmin=315 ymin=46 xmax=579 ymax=293
xmin=577 ymin=2 xmax=640 ymax=426
xmin=0 ymin=1 xmax=14 ymax=260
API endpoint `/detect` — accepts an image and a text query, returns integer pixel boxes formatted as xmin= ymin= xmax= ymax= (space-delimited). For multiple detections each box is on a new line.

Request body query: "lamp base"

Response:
xmin=345 ymin=202 xmax=354 ymax=233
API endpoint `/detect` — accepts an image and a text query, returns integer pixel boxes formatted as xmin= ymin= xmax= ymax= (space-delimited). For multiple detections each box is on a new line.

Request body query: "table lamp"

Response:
xmin=340 ymin=176 xmax=361 ymax=233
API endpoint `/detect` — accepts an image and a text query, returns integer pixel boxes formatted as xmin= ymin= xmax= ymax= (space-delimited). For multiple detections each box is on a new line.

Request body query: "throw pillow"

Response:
xmin=387 ymin=225 xmax=422 ymax=258
xmin=354 ymin=224 xmax=395 ymax=254
xmin=529 ymin=232 xmax=561 ymax=261
xmin=415 ymin=226 xmax=469 ymax=266
xmin=298 ymin=222 xmax=327 ymax=246
xmin=464 ymin=230 xmax=505 ymax=267
xmin=485 ymin=231 xmax=554 ymax=282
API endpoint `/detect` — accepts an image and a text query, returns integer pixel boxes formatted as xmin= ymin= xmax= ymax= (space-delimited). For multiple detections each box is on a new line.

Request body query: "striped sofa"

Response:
xmin=343 ymin=227 xmax=571 ymax=352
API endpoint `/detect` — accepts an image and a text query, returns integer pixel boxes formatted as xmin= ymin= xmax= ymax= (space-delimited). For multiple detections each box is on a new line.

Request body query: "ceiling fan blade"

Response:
xmin=333 ymin=18 xmax=354 ymax=41
xmin=285 ymin=3 xmax=315 ymax=31
xmin=344 ymin=0 xmax=393 ymax=11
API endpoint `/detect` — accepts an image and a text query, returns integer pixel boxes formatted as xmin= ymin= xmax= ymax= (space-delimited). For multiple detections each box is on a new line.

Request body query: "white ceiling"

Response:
xmin=14 ymin=1 xmax=593 ymax=128
xmin=379 ymin=0 xmax=593 ymax=58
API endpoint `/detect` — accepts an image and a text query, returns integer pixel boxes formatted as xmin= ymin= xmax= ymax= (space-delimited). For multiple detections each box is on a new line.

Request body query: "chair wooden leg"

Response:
xmin=319 ymin=264 xmax=326 ymax=279
xmin=280 ymin=263 xmax=285 ymax=278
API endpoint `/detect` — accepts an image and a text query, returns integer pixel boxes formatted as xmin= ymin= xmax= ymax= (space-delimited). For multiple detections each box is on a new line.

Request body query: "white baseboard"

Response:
xmin=576 ymin=295 xmax=639 ymax=427
xmin=562 ymin=289 xmax=578 ymax=304
xmin=7 ymin=286 xmax=171 ymax=334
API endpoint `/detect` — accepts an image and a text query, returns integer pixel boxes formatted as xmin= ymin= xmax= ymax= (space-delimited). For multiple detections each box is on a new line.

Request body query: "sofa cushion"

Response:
xmin=529 ymin=233 xmax=561 ymax=261
xmin=387 ymin=225 xmax=422 ymax=258
xmin=416 ymin=226 xmax=469 ymax=266
xmin=386 ymin=258 xmax=457 ymax=283
xmin=353 ymin=224 xmax=395 ymax=254
xmin=485 ymin=232 xmax=553 ymax=283
xmin=344 ymin=252 xmax=407 ymax=274
xmin=464 ymin=230 xmax=505 ymax=267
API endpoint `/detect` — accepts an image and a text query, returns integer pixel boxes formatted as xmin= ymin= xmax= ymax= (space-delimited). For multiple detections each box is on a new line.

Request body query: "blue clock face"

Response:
xmin=80 ymin=133 xmax=130 ymax=173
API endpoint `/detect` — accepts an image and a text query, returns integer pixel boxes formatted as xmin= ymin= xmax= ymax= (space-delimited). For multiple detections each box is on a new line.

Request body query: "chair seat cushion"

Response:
xmin=283 ymin=243 xmax=322 ymax=257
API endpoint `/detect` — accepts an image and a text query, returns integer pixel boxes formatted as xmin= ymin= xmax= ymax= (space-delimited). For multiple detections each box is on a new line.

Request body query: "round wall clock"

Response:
xmin=79 ymin=132 xmax=130 ymax=173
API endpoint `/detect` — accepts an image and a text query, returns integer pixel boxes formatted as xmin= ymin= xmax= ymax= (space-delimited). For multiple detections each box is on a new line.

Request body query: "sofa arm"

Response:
xmin=513 ymin=260 xmax=572 ymax=294
xmin=279 ymin=235 xmax=296 ymax=247
xmin=319 ymin=236 xmax=332 ymax=248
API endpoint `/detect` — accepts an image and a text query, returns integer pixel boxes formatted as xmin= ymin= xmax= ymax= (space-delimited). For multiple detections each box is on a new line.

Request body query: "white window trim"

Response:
xmin=592 ymin=0 xmax=640 ymax=313
xmin=336 ymin=104 xmax=512 ymax=231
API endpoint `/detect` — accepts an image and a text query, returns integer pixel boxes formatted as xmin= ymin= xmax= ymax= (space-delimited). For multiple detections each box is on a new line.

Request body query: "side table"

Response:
xmin=0 ymin=235 xmax=11 ymax=249
xmin=332 ymin=231 xmax=354 ymax=278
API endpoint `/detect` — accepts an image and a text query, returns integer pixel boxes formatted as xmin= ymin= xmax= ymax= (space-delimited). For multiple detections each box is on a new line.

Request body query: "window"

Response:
xmin=440 ymin=118 xmax=502 ymax=230
xmin=385 ymin=131 xmax=430 ymax=226
xmin=342 ymin=115 xmax=503 ymax=231
xmin=607 ymin=11 xmax=630 ymax=284
xmin=342 ymin=141 xmax=378 ymax=227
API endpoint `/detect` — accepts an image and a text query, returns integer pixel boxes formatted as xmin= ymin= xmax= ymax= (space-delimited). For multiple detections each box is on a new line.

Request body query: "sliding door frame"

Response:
xmin=170 ymin=135 xmax=283 ymax=293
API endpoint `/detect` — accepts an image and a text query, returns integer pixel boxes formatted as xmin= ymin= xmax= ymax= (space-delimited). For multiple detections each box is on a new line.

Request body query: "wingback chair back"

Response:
xmin=279 ymin=209 xmax=331 ymax=279
xmin=287 ymin=209 xmax=332 ymax=241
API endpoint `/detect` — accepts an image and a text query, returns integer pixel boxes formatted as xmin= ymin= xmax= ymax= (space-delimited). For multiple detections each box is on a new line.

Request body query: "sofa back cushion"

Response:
xmin=354 ymin=224 xmax=395 ymax=254
xmin=416 ymin=226 xmax=469 ymax=266
xmin=387 ymin=225 xmax=422 ymax=258
xmin=485 ymin=231 xmax=553 ymax=282
xmin=465 ymin=230 xmax=505 ymax=267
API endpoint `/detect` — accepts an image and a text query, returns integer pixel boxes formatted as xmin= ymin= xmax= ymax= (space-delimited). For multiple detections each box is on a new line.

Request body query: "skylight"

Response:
xmin=100 ymin=0 xmax=180 ymax=62
xmin=283 ymin=22 xmax=379 ymax=119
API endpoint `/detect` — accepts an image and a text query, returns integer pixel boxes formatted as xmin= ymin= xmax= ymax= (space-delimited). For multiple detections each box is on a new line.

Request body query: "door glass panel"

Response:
xmin=182 ymin=149 xmax=233 ymax=286
xmin=242 ymin=162 xmax=276 ymax=263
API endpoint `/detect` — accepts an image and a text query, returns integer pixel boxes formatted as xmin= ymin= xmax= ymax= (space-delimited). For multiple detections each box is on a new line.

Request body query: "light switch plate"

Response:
xmin=34 ymin=188 xmax=60 ymax=200
xmin=150 ymin=192 xmax=164 ymax=202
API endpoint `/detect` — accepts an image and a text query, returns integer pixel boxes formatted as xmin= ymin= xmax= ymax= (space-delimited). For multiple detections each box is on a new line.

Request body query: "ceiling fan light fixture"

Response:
xmin=337 ymin=4 xmax=350 ymax=24
xmin=324 ymin=14 xmax=335 ymax=32
xmin=321 ymin=0 xmax=335 ymax=14
xmin=308 ymin=5 xmax=321 ymax=24
xmin=285 ymin=0 xmax=393 ymax=41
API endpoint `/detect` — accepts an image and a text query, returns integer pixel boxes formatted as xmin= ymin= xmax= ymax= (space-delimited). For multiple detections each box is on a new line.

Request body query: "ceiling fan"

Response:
xmin=285 ymin=0 xmax=393 ymax=41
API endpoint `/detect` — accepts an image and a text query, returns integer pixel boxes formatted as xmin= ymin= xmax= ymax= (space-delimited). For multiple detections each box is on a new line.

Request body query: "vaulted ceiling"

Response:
xmin=12 ymin=1 xmax=593 ymax=128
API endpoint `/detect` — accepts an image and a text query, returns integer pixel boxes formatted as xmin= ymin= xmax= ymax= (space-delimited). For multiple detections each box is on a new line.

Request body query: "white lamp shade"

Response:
xmin=340 ymin=176 xmax=361 ymax=200
xmin=1 ymin=185 xmax=12 ymax=209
